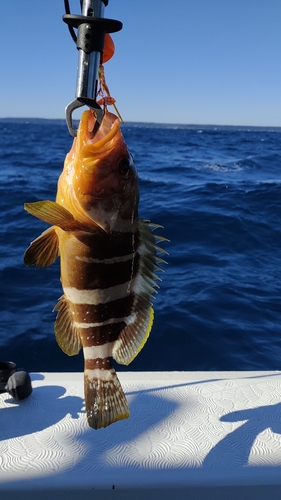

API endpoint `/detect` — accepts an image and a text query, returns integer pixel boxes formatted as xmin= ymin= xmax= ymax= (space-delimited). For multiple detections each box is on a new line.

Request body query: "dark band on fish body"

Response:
xmin=85 ymin=357 xmax=112 ymax=370
xmin=71 ymin=295 xmax=135 ymax=323
xmin=76 ymin=230 xmax=140 ymax=260
xmin=80 ymin=321 xmax=127 ymax=346
xmin=67 ymin=253 xmax=140 ymax=290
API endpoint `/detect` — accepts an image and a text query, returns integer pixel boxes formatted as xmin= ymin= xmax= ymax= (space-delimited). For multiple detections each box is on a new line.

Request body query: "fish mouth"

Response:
xmin=77 ymin=109 xmax=121 ymax=155
xmin=70 ymin=108 xmax=130 ymax=208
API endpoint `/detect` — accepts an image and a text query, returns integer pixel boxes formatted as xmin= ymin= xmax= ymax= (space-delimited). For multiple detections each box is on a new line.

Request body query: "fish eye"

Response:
xmin=118 ymin=158 xmax=131 ymax=178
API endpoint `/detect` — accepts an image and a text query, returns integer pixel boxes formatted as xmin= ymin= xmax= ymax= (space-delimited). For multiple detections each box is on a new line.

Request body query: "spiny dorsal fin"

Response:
xmin=24 ymin=226 xmax=59 ymax=268
xmin=112 ymin=220 xmax=167 ymax=366
xmin=137 ymin=219 xmax=168 ymax=292
xmin=24 ymin=200 xmax=79 ymax=230
xmin=53 ymin=295 xmax=82 ymax=356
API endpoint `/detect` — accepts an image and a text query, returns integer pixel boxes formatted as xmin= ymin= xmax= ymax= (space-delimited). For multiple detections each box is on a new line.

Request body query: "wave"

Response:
xmin=0 ymin=122 xmax=280 ymax=371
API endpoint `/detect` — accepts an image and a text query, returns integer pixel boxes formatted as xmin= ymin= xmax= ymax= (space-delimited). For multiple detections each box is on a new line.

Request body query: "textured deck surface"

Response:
xmin=1 ymin=371 xmax=281 ymax=499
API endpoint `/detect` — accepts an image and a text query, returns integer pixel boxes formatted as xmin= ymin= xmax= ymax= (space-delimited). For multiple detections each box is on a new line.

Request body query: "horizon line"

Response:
xmin=0 ymin=116 xmax=280 ymax=130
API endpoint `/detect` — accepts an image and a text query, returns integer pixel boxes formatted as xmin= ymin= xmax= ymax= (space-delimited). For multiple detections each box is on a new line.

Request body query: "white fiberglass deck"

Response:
xmin=1 ymin=371 xmax=281 ymax=499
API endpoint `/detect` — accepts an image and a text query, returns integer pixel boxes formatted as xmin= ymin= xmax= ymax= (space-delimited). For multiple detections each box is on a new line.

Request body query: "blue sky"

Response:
xmin=1 ymin=0 xmax=281 ymax=126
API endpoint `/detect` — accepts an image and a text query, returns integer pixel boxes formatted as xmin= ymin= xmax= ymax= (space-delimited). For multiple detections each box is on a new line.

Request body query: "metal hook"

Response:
xmin=63 ymin=0 xmax=122 ymax=137
xmin=65 ymin=97 xmax=104 ymax=137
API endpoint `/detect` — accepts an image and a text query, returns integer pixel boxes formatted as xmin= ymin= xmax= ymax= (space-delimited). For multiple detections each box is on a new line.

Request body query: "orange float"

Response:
xmin=102 ymin=33 xmax=115 ymax=63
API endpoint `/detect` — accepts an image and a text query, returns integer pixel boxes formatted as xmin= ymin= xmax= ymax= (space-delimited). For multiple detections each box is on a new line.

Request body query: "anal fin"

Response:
xmin=24 ymin=226 xmax=59 ymax=268
xmin=53 ymin=295 xmax=82 ymax=356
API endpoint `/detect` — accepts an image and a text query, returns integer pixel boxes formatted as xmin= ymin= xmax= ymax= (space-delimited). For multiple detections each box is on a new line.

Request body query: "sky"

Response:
xmin=1 ymin=0 xmax=281 ymax=126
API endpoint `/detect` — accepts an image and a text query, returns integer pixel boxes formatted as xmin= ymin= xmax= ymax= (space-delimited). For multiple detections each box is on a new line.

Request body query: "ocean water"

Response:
xmin=0 ymin=119 xmax=280 ymax=373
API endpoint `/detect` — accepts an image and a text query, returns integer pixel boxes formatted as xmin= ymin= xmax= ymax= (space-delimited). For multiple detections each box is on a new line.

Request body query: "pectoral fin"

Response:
xmin=24 ymin=200 xmax=78 ymax=230
xmin=53 ymin=295 xmax=82 ymax=356
xmin=24 ymin=226 xmax=59 ymax=268
xmin=24 ymin=200 xmax=106 ymax=232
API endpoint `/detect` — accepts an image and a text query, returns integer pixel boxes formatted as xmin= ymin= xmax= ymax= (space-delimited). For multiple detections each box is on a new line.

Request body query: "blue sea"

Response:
xmin=0 ymin=118 xmax=280 ymax=373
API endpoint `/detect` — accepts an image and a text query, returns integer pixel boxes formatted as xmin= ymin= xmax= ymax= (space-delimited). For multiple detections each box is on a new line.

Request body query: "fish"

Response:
xmin=24 ymin=109 xmax=167 ymax=429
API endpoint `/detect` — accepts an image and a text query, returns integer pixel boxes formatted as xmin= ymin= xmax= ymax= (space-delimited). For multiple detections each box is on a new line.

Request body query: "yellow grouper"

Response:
xmin=24 ymin=109 xmax=167 ymax=429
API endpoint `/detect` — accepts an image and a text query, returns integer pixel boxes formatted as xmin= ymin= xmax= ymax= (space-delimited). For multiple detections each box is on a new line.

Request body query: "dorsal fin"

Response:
xmin=112 ymin=219 xmax=168 ymax=365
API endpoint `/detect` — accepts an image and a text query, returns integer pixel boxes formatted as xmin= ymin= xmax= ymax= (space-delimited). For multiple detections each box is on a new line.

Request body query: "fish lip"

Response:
xmin=85 ymin=109 xmax=120 ymax=146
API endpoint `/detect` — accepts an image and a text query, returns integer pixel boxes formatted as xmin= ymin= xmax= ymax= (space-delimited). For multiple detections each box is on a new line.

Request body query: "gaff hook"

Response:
xmin=63 ymin=0 xmax=122 ymax=137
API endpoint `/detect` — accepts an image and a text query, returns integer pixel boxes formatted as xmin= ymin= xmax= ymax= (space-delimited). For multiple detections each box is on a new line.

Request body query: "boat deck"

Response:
xmin=1 ymin=371 xmax=281 ymax=499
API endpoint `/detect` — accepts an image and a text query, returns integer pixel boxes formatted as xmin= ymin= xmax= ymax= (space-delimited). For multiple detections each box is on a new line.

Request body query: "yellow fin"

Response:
xmin=112 ymin=304 xmax=154 ymax=365
xmin=53 ymin=296 xmax=82 ymax=356
xmin=24 ymin=200 xmax=78 ymax=230
xmin=85 ymin=369 xmax=130 ymax=429
xmin=24 ymin=226 xmax=59 ymax=268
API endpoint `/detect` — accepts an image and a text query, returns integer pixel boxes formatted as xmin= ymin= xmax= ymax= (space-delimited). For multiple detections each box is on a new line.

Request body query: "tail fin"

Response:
xmin=84 ymin=367 xmax=130 ymax=429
